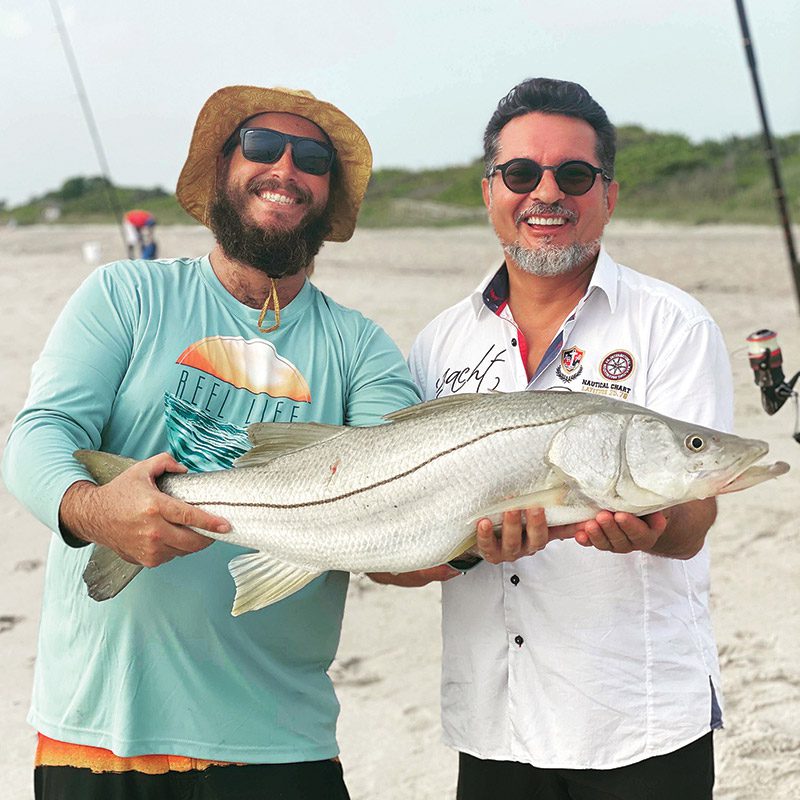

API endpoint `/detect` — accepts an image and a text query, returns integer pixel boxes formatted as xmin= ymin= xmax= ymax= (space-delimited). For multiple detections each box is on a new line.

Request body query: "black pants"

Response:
xmin=34 ymin=759 xmax=351 ymax=800
xmin=457 ymin=732 xmax=714 ymax=800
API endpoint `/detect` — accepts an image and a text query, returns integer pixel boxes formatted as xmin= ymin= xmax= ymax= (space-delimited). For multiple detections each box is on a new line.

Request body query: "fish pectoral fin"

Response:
xmin=83 ymin=544 xmax=143 ymax=600
xmin=237 ymin=423 xmax=349 ymax=467
xmin=468 ymin=487 xmax=568 ymax=524
xmin=228 ymin=553 xmax=322 ymax=615
xmin=441 ymin=532 xmax=479 ymax=565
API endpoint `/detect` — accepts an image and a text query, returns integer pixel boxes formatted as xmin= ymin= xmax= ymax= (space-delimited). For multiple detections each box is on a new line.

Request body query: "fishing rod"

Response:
xmin=48 ymin=0 xmax=128 ymax=252
xmin=734 ymin=0 xmax=800 ymax=312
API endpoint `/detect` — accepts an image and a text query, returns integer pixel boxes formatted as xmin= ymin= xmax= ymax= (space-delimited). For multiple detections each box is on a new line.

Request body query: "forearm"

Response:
xmin=58 ymin=480 xmax=103 ymax=546
xmin=648 ymin=498 xmax=717 ymax=559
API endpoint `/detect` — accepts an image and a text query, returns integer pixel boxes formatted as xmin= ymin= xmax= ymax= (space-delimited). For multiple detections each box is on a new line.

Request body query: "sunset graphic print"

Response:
xmin=165 ymin=336 xmax=312 ymax=471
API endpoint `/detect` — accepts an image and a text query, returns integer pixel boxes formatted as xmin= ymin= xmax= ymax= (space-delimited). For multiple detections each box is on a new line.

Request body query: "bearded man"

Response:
xmin=3 ymin=85 xmax=420 ymax=800
xmin=375 ymin=78 xmax=733 ymax=800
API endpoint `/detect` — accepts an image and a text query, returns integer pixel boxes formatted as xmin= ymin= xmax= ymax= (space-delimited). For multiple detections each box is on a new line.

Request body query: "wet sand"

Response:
xmin=1 ymin=222 xmax=798 ymax=798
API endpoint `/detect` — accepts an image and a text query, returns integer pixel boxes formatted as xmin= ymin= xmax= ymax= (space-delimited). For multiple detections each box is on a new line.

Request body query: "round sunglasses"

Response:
xmin=489 ymin=158 xmax=611 ymax=196
xmin=232 ymin=127 xmax=335 ymax=176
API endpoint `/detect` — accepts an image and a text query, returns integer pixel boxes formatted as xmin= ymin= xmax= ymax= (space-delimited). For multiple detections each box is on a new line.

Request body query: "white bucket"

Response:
xmin=81 ymin=241 xmax=103 ymax=265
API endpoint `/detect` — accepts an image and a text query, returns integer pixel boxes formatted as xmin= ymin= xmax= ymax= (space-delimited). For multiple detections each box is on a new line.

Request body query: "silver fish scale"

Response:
xmin=155 ymin=390 xmax=772 ymax=575
xmin=158 ymin=392 xmax=593 ymax=572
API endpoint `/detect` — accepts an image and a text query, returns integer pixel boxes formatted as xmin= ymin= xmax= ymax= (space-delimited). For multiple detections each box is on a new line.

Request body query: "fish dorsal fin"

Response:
xmin=236 ymin=422 xmax=348 ymax=468
xmin=227 ymin=552 xmax=322 ymax=615
xmin=383 ymin=393 xmax=493 ymax=423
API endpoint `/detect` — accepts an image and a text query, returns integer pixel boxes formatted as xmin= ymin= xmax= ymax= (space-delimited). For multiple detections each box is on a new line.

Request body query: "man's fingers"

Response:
xmin=163 ymin=525 xmax=216 ymax=555
xmin=160 ymin=495 xmax=231 ymax=534
xmin=478 ymin=508 xmax=551 ymax=562
xmin=500 ymin=510 xmax=524 ymax=560
xmin=548 ymin=522 xmax=579 ymax=542
xmin=476 ymin=518 xmax=501 ymax=563
xmin=142 ymin=452 xmax=189 ymax=479
xmin=523 ymin=507 xmax=548 ymax=553
xmin=595 ymin=515 xmax=634 ymax=553
xmin=613 ymin=512 xmax=666 ymax=550
xmin=580 ymin=519 xmax=613 ymax=551
xmin=131 ymin=522 xmax=214 ymax=566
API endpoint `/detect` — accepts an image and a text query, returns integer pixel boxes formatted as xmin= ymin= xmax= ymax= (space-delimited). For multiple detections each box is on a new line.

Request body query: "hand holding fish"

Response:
xmin=368 ymin=564 xmax=461 ymax=587
xmin=370 ymin=507 xmax=579 ymax=585
xmin=574 ymin=497 xmax=717 ymax=559
xmin=60 ymin=452 xmax=231 ymax=566
xmin=476 ymin=507 xmax=582 ymax=564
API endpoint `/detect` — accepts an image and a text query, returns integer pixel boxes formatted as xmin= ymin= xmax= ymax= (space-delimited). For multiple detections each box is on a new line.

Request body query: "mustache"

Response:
xmin=247 ymin=177 xmax=313 ymax=206
xmin=515 ymin=203 xmax=578 ymax=225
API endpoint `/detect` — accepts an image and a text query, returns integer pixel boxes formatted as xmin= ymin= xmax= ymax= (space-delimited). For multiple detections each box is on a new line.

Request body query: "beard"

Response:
xmin=209 ymin=178 xmax=332 ymax=278
xmin=504 ymin=238 xmax=601 ymax=277
xmin=492 ymin=199 xmax=603 ymax=277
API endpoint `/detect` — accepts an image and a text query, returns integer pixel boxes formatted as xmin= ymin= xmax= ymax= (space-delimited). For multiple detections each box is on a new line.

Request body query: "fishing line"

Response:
xmin=48 ymin=0 xmax=128 ymax=252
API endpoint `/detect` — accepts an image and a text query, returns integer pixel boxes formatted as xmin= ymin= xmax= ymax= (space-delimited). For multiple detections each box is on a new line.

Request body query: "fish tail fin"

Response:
xmin=228 ymin=553 xmax=322 ymax=615
xmin=83 ymin=544 xmax=143 ymax=601
xmin=74 ymin=450 xmax=138 ymax=485
xmin=74 ymin=450 xmax=143 ymax=600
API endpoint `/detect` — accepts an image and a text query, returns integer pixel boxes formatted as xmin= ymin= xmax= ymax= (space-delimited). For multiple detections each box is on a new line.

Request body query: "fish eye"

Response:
xmin=685 ymin=434 xmax=705 ymax=452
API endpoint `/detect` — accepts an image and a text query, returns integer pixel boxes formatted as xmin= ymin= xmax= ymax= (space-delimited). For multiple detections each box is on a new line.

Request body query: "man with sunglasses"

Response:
xmin=388 ymin=78 xmax=732 ymax=798
xmin=3 ymin=85 xmax=421 ymax=799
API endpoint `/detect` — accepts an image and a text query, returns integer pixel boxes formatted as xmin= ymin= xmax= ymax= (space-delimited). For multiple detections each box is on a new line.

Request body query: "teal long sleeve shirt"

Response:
xmin=2 ymin=255 xmax=420 ymax=761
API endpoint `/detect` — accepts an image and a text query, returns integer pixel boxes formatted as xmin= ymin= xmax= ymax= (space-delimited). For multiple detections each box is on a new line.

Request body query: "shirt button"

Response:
xmin=510 ymin=574 xmax=520 ymax=585
xmin=514 ymin=635 xmax=524 ymax=647
xmin=511 ymin=338 xmax=518 ymax=347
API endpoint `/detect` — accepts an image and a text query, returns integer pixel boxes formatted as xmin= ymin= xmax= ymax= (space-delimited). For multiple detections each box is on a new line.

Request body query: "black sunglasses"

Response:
xmin=489 ymin=158 xmax=611 ymax=196
xmin=231 ymin=127 xmax=335 ymax=176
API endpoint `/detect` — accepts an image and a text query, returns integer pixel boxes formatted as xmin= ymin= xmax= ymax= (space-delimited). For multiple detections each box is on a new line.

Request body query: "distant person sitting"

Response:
xmin=123 ymin=208 xmax=158 ymax=258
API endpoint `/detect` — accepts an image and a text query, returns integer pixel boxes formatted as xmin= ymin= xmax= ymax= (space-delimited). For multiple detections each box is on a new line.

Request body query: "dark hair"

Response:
xmin=483 ymin=78 xmax=616 ymax=179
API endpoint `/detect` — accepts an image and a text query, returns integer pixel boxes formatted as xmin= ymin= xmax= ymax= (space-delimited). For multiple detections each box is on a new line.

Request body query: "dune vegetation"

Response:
xmin=2 ymin=127 xmax=798 ymax=228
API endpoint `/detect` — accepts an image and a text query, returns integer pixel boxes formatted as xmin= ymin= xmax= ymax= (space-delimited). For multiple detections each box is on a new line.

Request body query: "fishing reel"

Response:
xmin=746 ymin=329 xmax=800 ymax=443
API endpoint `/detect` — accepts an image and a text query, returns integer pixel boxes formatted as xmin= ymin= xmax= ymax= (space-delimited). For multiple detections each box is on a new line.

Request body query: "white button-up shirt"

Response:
xmin=408 ymin=247 xmax=733 ymax=769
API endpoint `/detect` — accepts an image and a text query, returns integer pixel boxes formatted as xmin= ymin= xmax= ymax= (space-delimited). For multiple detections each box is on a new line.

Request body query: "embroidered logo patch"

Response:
xmin=600 ymin=350 xmax=635 ymax=381
xmin=556 ymin=346 xmax=584 ymax=382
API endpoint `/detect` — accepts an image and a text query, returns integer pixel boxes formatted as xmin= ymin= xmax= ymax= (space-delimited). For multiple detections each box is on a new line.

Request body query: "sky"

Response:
xmin=1 ymin=0 xmax=798 ymax=207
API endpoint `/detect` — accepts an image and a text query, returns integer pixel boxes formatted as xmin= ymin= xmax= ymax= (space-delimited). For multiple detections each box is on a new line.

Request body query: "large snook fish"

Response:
xmin=77 ymin=391 xmax=788 ymax=615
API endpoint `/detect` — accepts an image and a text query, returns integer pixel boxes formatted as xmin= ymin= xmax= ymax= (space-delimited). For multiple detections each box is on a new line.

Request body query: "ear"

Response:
xmin=604 ymin=180 xmax=619 ymax=222
xmin=481 ymin=176 xmax=492 ymax=210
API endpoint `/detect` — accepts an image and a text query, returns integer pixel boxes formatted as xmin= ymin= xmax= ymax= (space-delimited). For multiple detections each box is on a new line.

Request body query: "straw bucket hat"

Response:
xmin=176 ymin=85 xmax=372 ymax=242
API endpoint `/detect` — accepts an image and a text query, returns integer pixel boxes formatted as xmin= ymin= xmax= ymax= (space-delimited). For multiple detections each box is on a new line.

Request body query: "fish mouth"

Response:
xmin=717 ymin=460 xmax=790 ymax=494
xmin=692 ymin=437 xmax=770 ymax=494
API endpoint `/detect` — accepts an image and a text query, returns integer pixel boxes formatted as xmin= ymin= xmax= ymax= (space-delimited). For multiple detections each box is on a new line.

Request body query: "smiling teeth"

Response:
xmin=525 ymin=216 xmax=566 ymax=226
xmin=259 ymin=192 xmax=296 ymax=205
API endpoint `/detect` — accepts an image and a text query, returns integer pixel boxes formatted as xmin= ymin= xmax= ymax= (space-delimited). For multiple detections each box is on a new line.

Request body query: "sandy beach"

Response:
xmin=1 ymin=221 xmax=798 ymax=799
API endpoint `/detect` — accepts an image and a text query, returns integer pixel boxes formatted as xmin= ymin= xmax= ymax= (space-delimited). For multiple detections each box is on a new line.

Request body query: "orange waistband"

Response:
xmin=35 ymin=734 xmax=242 ymax=775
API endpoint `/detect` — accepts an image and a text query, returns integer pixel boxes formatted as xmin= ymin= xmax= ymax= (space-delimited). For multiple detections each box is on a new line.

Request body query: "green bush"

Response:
xmin=2 ymin=129 xmax=798 ymax=228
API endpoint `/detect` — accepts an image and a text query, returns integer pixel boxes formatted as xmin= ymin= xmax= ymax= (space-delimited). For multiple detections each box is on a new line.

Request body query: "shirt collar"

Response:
xmin=586 ymin=246 xmax=619 ymax=313
xmin=469 ymin=244 xmax=620 ymax=318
